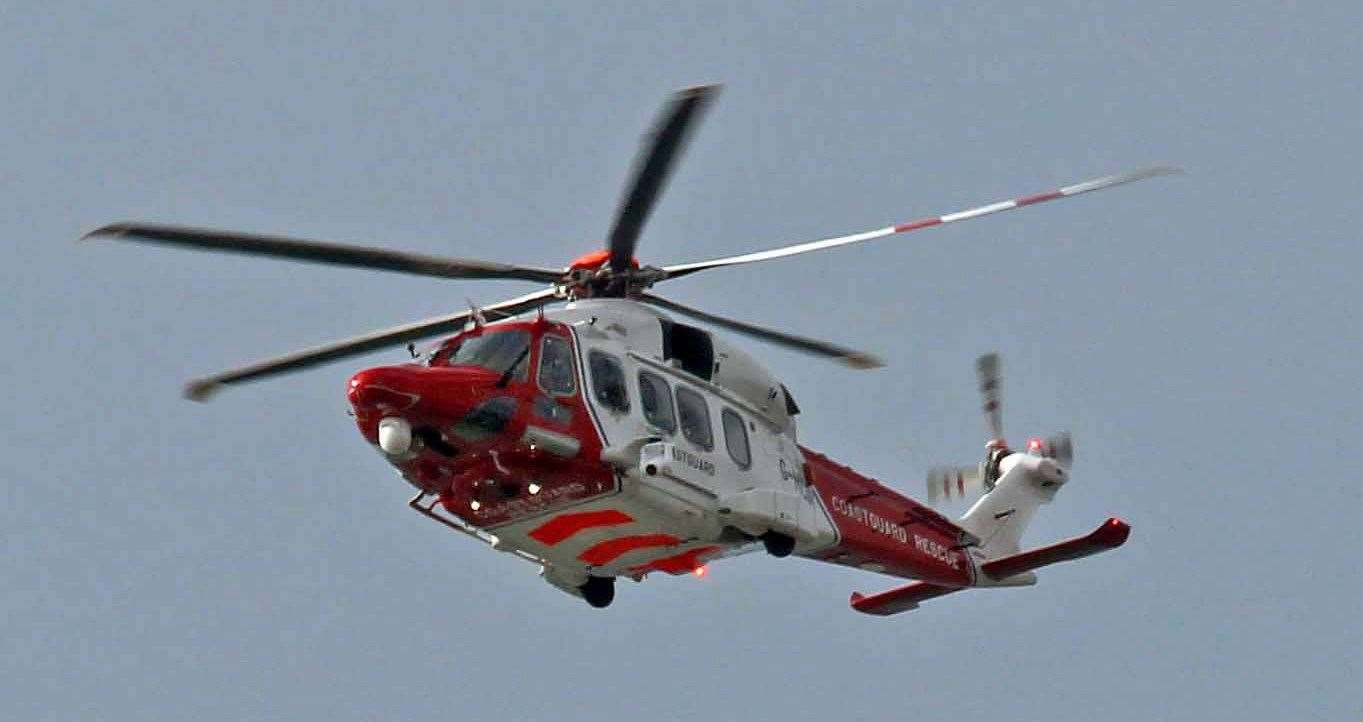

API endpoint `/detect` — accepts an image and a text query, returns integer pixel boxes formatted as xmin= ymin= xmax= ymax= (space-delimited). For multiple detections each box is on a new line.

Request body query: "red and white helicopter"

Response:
xmin=86 ymin=86 xmax=1174 ymax=613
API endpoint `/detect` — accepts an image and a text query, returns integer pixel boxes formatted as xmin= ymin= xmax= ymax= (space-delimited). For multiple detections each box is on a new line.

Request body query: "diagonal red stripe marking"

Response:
xmin=629 ymin=545 xmax=721 ymax=575
xmin=528 ymin=509 xmax=634 ymax=546
xmin=1015 ymin=190 xmax=1063 ymax=206
xmin=893 ymin=217 xmax=943 ymax=233
xmin=578 ymin=534 xmax=681 ymax=566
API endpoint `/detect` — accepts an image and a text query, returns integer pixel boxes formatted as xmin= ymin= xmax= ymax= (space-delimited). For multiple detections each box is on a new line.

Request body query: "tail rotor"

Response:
xmin=926 ymin=353 xmax=1074 ymax=506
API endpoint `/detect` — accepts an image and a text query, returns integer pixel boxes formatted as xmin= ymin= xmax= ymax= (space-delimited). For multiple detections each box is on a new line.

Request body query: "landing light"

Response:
xmin=470 ymin=500 xmax=481 ymax=511
xmin=693 ymin=565 xmax=708 ymax=578
xmin=528 ymin=483 xmax=542 ymax=495
xmin=377 ymin=417 xmax=413 ymax=456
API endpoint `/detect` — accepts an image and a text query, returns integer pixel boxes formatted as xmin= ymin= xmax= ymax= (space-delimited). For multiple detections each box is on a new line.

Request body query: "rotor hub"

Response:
xmin=562 ymin=248 xmax=663 ymax=298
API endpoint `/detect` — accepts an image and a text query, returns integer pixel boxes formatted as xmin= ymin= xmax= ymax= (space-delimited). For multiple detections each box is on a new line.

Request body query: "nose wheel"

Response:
xmin=580 ymin=575 xmax=615 ymax=608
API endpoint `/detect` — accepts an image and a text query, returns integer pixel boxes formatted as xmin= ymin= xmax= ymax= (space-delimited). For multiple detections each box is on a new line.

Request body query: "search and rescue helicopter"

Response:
xmin=84 ymin=85 xmax=1174 ymax=613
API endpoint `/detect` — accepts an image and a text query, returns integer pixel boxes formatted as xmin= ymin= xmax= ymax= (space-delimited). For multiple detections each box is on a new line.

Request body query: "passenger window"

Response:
xmin=722 ymin=408 xmax=751 ymax=468
xmin=675 ymin=387 xmax=713 ymax=450
xmin=588 ymin=351 xmax=629 ymax=413
xmin=537 ymin=334 xmax=576 ymax=396
xmin=638 ymin=371 xmax=676 ymax=434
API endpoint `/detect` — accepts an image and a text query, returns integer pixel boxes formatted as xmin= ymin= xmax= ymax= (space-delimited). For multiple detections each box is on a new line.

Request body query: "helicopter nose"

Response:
xmin=347 ymin=366 xmax=427 ymax=412
xmin=347 ymin=363 xmax=506 ymax=426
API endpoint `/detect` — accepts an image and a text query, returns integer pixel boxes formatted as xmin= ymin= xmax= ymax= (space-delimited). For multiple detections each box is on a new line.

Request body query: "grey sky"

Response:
xmin=3 ymin=2 xmax=1360 ymax=720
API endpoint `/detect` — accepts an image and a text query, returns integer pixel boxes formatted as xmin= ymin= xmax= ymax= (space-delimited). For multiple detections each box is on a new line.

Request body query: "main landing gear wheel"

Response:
xmin=760 ymin=531 xmax=796 ymax=558
xmin=580 ymin=576 xmax=615 ymax=608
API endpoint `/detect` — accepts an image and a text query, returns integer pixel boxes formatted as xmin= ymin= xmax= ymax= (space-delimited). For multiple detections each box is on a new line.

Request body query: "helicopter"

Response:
xmin=85 ymin=85 xmax=1173 ymax=613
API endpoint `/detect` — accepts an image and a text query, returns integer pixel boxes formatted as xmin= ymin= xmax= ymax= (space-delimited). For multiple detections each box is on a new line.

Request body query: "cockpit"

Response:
xmin=431 ymin=329 xmax=532 ymax=381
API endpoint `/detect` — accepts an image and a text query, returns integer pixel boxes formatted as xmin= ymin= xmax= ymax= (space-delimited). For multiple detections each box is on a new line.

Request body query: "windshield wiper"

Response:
xmin=496 ymin=344 xmax=531 ymax=388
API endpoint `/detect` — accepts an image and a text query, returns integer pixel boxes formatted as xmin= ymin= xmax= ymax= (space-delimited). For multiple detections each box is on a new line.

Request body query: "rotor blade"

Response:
xmin=607 ymin=84 xmax=721 ymax=275
xmin=638 ymin=293 xmax=882 ymax=369
xmin=662 ymin=166 xmax=1182 ymax=279
xmin=1046 ymin=431 xmax=1074 ymax=468
xmin=83 ymin=222 xmax=564 ymax=284
xmin=926 ymin=465 xmax=987 ymax=505
xmin=182 ymin=289 xmax=556 ymax=401
xmin=976 ymin=353 xmax=1004 ymax=441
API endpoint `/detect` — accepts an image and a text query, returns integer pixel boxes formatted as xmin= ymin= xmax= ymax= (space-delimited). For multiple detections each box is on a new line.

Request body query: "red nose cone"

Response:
xmin=347 ymin=366 xmax=427 ymax=411
xmin=347 ymin=364 xmax=503 ymax=422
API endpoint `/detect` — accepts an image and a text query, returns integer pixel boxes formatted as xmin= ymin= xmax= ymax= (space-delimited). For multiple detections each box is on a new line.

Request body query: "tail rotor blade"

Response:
xmin=1047 ymin=431 xmax=1074 ymax=468
xmin=927 ymin=465 xmax=987 ymax=505
xmin=976 ymin=353 xmax=1004 ymax=441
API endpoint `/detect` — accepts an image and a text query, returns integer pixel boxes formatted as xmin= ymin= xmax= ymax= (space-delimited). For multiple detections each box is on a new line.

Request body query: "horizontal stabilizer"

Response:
xmin=980 ymin=517 xmax=1130 ymax=580
xmin=849 ymin=582 xmax=963 ymax=616
xmin=848 ymin=518 xmax=1130 ymax=616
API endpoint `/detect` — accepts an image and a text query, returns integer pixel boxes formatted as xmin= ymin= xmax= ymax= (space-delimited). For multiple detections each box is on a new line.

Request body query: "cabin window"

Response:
xmin=537 ymin=334 xmax=576 ymax=396
xmin=722 ymin=408 xmax=751 ymax=469
xmin=445 ymin=330 xmax=531 ymax=381
xmin=675 ymin=386 xmax=713 ymax=450
xmin=588 ymin=350 xmax=629 ymax=413
xmin=637 ymin=371 xmax=676 ymax=434
xmin=659 ymin=320 xmax=714 ymax=380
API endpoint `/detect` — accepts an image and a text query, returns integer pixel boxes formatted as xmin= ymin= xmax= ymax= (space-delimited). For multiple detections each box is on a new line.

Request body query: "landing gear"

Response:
xmin=760 ymin=531 xmax=796 ymax=558
xmin=580 ymin=575 xmax=615 ymax=608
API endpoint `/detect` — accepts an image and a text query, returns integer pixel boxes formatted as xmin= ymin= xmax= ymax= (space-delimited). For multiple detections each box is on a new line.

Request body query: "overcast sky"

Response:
xmin=4 ymin=3 xmax=1360 ymax=721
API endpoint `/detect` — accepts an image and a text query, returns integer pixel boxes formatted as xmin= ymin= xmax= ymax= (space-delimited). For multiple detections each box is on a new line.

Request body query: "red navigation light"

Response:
xmin=1027 ymin=437 xmax=1043 ymax=452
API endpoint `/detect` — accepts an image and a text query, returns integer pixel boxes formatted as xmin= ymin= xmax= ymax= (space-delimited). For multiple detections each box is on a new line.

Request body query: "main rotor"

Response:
xmin=82 ymin=84 xmax=1179 ymax=400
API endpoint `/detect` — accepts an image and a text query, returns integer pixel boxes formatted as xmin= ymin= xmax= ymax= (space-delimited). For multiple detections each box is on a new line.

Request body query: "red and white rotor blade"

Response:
xmin=662 ymin=166 xmax=1181 ymax=279
xmin=926 ymin=464 xmax=987 ymax=505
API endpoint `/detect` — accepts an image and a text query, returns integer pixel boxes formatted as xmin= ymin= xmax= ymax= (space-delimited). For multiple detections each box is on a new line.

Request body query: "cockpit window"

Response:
xmin=588 ymin=350 xmax=629 ymax=413
xmin=537 ymin=334 xmax=576 ymax=396
xmin=445 ymin=330 xmax=531 ymax=381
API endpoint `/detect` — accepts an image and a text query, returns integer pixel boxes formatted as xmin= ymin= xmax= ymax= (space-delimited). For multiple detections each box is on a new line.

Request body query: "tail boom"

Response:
xmin=800 ymin=447 xmax=976 ymax=588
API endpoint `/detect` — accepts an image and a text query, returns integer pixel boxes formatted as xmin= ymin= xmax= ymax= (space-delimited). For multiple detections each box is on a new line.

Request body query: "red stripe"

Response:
xmin=1015 ymin=190 xmax=1063 ymax=207
xmin=630 ymin=546 xmax=721 ymax=575
xmin=528 ymin=509 xmax=634 ymax=546
xmin=893 ymin=217 xmax=943 ymax=233
xmin=578 ymin=534 xmax=681 ymax=566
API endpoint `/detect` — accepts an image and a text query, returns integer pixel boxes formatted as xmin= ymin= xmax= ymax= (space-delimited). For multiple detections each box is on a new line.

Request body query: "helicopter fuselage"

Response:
xmin=347 ymin=299 xmax=974 ymax=601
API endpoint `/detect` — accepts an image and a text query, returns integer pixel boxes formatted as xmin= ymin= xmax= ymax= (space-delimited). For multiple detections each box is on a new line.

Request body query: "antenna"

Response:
xmin=467 ymin=298 xmax=487 ymax=328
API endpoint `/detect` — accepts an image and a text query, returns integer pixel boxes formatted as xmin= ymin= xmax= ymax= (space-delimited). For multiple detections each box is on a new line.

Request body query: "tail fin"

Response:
xmin=957 ymin=452 xmax=1068 ymax=559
